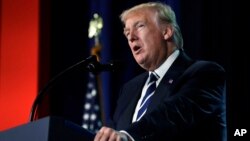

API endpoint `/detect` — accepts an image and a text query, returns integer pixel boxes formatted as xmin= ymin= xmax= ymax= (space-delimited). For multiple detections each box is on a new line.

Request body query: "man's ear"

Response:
xmin=163 ymin=25 xmax=173 ymax=40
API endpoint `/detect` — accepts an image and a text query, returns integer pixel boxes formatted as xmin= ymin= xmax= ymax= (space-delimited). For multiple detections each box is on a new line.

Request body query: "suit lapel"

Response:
xmin=147 ymin=51 xmax=194 ymax=113
xmin=115 ymin=73 xmax=148 ymax=130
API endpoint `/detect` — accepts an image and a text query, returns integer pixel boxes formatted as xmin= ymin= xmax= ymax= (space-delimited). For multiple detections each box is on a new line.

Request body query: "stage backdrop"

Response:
xmin=0 ymin=0 xmax=39 ymax=131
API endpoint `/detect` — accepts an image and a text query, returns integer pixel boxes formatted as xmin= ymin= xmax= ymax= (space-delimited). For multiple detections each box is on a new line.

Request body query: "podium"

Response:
xmin=0 ymin=116 xmax=95 ymax=141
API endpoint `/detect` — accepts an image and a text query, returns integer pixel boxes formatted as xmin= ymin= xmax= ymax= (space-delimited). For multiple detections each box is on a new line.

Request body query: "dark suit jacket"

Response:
xmin=112 ymin=51 xmax=226 ymax=141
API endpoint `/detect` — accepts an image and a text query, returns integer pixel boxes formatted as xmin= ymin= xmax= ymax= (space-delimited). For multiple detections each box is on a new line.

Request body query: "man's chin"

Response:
xmin=137 ymin=62 xmax=149 ymax=70
xmin=136 ymin=59 xmax=144 ymax=66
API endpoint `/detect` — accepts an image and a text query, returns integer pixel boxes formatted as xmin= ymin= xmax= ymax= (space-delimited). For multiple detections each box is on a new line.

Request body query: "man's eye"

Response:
xmin=139 ymin=24 xmax=144 ymax=27
xmin=137 ymin=24 xmax=144 ymax=28
xmin=125 ymin=32 xmax=130 ymax=37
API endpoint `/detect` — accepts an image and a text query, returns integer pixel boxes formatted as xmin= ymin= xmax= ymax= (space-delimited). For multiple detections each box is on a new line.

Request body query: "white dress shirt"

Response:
xmin=132 ymin=49 xmax=180 ymax=122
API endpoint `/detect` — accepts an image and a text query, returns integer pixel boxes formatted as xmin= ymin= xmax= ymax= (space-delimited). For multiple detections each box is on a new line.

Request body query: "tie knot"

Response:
xmin=149 ymin=72 xmax=158 ymax=83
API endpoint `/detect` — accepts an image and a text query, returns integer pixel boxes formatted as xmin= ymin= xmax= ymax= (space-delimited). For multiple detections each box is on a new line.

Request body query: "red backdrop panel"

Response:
xmin=0 ymin=0 xmax=39 ymax=131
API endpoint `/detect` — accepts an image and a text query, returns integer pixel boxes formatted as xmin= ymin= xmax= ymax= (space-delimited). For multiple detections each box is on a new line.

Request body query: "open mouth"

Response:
xmin=133 ymin=45 xmax=142 ymax=54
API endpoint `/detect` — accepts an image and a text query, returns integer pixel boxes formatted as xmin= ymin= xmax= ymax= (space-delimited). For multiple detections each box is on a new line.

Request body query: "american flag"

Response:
xmin=82 ymin=72 xmax=102 ymax=133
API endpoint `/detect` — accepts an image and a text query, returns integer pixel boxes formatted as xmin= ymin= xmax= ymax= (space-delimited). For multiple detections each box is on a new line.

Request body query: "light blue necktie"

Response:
xmin=136 ymin=73 xmax=158 ymax=121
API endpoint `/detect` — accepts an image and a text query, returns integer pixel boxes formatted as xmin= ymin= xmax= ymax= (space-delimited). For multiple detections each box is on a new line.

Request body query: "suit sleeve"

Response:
xmin=125 ymin=61 xmax=226 ymax=141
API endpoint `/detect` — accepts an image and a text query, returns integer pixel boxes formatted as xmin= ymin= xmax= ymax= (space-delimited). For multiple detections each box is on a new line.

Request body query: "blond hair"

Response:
xmin=120 ymin=2 xmax=183 ymax=50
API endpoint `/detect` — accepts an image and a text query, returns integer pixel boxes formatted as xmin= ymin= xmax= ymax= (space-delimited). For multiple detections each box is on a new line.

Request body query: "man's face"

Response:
xmin=123 ymin=9 xmax=167 ymax=71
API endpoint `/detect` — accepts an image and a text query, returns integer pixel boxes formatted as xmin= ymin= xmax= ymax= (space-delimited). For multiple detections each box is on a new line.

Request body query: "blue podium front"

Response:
xmin=0 ymin=116 xmax=95 ymax=141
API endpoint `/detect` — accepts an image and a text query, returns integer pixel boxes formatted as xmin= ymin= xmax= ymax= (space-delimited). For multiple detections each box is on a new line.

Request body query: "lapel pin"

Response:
xmin=168 ymin=79 xmax=173 ymax=84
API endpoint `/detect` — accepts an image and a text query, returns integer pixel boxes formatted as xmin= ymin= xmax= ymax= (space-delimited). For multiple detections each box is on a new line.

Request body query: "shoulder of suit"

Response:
xmin=193 ymin=60 xmax=225 ymax=71
xmin=193 ymin=60 xmax=224 ymax=70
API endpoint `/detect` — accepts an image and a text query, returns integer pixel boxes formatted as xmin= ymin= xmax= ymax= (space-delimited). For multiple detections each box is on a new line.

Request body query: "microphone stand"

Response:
xmin=29 ymin=55 xmax=97 ymax=122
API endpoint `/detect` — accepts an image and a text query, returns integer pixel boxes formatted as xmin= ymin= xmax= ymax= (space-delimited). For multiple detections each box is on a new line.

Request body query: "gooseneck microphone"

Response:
xmin=29 ymin=55 xmax=119 ymax=121
xmin=87 ymin=60 xmax=122 ymax=73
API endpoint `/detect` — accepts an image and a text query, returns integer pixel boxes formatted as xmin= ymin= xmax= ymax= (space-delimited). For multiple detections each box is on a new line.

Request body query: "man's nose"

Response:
xmin=128 ymin=31 xmax=138 ymax=43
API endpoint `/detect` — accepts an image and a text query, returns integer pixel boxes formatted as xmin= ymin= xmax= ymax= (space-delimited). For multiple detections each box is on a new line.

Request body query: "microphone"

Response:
xmin=86 ymin=60 xmax=123 ymax=73
xmin=29 ymin=55 xmax=105 ymax=121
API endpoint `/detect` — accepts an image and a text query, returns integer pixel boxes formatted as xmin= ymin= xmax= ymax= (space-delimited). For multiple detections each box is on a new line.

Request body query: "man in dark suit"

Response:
xmin=94 ymin=2 xmax=226 ymax=141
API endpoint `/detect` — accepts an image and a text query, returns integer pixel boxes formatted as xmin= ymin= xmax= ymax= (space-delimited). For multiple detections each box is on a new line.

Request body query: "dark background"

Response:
xmin=38 ymin=0 xmax=249 ymax=141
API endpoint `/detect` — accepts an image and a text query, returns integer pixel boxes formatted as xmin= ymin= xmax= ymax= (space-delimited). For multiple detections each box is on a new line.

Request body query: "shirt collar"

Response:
xmin=149 ymin=49 xmax=180 ymax=82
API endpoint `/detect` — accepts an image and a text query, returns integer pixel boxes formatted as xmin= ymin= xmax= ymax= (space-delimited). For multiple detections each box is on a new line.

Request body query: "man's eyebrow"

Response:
xmin=134 ymin=21 xmax=143 ymax=27
xmin=124 ymin=21 xmax=143 ymax=30
xmin=123 ymin=27 xmax=129 ymax=31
